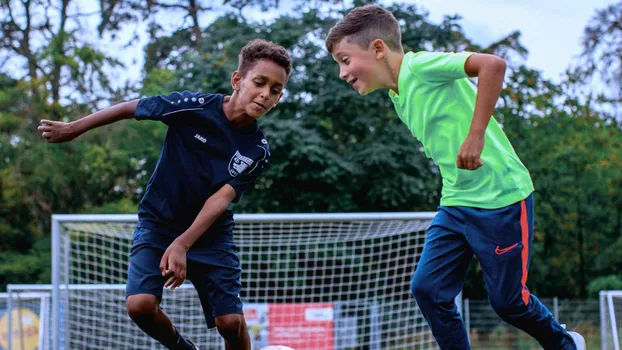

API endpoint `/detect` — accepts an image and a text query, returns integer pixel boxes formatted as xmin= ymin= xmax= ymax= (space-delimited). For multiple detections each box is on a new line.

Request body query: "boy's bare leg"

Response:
xmin=216 ymin=314 xmax=251 ymax=350
xmin=126 ymin=294 xmax=184 ymax=349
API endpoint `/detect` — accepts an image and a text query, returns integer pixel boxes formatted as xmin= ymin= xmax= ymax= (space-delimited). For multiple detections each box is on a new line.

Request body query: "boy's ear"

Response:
xmin=231 ymin=71 xmax=242 ymax=91
xmin=371 ymin=39 xmax=387 ymax=60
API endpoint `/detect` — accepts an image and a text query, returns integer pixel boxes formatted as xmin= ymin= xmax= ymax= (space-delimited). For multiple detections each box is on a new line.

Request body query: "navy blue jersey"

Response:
xmin=134 ymin=91 xmax=270 ymax=243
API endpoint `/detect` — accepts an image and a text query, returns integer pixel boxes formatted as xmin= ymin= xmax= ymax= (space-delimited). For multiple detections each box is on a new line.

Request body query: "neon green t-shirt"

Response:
xmin=389 ymin=51 xmax=534 ymax=209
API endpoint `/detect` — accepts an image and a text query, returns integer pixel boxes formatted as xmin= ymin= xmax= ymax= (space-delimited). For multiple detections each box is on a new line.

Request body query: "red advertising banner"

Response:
xmin=268 ymin=303 xmax=334 ymax=350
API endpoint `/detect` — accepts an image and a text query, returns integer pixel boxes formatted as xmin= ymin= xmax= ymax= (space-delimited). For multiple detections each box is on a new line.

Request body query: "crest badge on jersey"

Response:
xmin=229 ymin=151 xmax=254 ymax=177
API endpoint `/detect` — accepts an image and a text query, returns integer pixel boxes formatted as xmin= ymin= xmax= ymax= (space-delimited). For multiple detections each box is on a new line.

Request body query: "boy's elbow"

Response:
xmin=492 ymin=56 xmax=507 ymax=74
xmin=219 ymin=195 xmax=233 ymax=211
xmin=213 ymin=184 xmax=236 ymax=208
xmin=481 ymin=56 xmax=506 ymax=80
xmin=465 ymin=54 xmax=506 ymax=77
xmin=202 ymin=194 xmax=231 ymax=217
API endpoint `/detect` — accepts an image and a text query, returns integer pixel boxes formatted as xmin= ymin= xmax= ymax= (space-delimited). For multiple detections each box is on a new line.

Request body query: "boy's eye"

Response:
xmin=342 ymin=57 xmax=349 ymax=63
xmin=254 ymin=80 xmax=264 ymax=86
xmin=272 ymin=89 xmax=281 ymax=94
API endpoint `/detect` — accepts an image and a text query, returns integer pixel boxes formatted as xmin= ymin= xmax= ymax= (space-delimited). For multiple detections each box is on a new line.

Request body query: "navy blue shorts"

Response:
xmin=126 ymin=227 xmax=242 ymax=328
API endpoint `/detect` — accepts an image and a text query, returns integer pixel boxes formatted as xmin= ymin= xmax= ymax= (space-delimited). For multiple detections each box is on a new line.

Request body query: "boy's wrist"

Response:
xmin=68 ymin=120 xmax=81 ymax=136
xmin=467 ymin=128 xmax=486 ymax=139
xmin=173 ymin=236 xmax=192 ymax=252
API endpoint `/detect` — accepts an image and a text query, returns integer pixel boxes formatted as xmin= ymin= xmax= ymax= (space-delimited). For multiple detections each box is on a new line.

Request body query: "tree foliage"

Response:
xmin=0 ymin=1 xmax=620 ymax=298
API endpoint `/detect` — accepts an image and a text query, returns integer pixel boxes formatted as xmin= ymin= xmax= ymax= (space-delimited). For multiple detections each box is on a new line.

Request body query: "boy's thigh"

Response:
xmin=464 ymin=195 xmax=533 ymax=296
xmin=419 ymin=209 xmax=472 ymax=270
xmin=415 ymin=210 xmax=473 ymax=288
xmin=126 ymin=228 xmax=168 ymax=299
xmin=187 ymin=246 xmax=242 ymax=329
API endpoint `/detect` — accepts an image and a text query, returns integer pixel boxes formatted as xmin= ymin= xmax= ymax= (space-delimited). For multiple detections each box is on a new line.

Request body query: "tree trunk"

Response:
xmin=188 ymin=0 xmax=202 ymax=50
xmin=17 ymin=0 xmax=43 ymax=128
xmin=51 ymin=0 xmax=71 ymax=118
xmin=576 ymin=166 xmax=587 ymax=298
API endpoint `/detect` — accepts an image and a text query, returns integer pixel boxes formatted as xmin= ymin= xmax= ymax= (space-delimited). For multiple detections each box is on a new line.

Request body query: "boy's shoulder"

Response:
xmin=399 ymin=50 xmax=474 ymax=85
xmin=405 ymin=51 xmax=473 ymax=68
xmin=135 ymin=90 xmax=225 ymax=124
xmin=155 ymin=90 xmax=221 ymax=105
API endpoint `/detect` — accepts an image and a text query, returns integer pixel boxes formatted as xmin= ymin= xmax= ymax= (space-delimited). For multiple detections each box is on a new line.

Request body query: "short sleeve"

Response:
xmin=227 ymin=144 xmax=271 ymax=203
xmin=408 ymin=51 xmax=475 ymax=84
xmin=134 ymin=90 xmax=209 ymax=125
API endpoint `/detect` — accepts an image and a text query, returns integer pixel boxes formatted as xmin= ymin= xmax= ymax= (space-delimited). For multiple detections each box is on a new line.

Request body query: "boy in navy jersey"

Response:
xmin=39 ymin=39 xmax=291 ymax=350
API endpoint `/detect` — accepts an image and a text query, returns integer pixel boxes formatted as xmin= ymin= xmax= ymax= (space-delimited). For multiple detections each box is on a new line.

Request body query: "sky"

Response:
xmin=76 ymin=0 xmax=616 ymax=88
xmin=398 ymin=0 xmax=615 ymax=82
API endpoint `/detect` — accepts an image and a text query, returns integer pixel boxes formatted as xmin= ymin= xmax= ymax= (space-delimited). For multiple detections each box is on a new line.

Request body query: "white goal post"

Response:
xmin=26 ymin=212 xmax=457 ymax=349
xmin=601 ymin=290 xmax=622 ymax=350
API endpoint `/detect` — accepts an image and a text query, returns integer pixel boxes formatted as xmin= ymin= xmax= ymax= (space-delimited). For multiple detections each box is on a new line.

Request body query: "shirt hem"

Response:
xmin=439 ymin=187 xmax=535 ymax=209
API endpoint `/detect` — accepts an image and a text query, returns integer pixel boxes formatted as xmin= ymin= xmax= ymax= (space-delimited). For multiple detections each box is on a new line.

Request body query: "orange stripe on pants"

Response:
xmin=520 ymin=199 xmax=531 ymax=305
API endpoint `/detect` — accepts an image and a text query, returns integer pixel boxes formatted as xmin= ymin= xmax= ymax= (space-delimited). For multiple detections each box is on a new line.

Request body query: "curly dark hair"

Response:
xmin=325 ymin=5 xmax=403 ymax=54
xmin=238 ymin=39 xmax=292 ymax=77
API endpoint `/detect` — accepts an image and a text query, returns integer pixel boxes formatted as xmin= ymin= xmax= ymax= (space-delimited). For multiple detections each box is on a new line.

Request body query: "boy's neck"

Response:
xmin=386 ymin=52 xmax=405 ymax=95
xmin=222 ymin=94 xmax=257 ymax=129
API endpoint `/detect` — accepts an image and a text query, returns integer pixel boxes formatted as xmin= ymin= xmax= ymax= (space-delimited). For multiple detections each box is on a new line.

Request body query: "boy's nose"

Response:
xmin=261 ymin=87 xmax=270 ymax=99
xmin=339 ymin=69 xmax=349 ymax=81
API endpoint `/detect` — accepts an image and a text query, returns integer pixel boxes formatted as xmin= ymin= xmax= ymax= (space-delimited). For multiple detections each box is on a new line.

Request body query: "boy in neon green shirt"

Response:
xmin=325 ymin=5 xmax=585 ymax=350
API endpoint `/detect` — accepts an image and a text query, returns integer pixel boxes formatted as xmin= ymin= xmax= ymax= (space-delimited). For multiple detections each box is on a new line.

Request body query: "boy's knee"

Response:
xmin=410 ymin=276 xmax=433 ymax=302
xmin=126 ymin=294 xmax=159 ymax=321
xmin=215 ymin=314 xmax=245 ymax=339
xmin=489 ymin=295 xmax=525 ymax=318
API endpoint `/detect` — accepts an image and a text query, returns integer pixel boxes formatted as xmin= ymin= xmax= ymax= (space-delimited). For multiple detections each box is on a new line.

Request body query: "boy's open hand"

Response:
xmin=160 ymin=242 xmax=187 ymax=290
xmin=457 ymin=134 xmax=484 ymax=171
xmin=38 ymin=120 xmax=78 ymax=143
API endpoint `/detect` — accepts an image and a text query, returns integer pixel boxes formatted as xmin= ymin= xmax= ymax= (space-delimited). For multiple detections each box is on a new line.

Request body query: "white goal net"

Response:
xmin=601 ymin=290 xmax=622 ymax=350
xmin=12 ymin=213 xmax=446 ymax=350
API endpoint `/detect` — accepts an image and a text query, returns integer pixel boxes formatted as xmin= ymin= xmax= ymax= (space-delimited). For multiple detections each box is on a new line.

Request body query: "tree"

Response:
xmin=572 ymin=1 xmax=622 ymax=118
xmin=0 ymin=0 xmax=620 ymax=299
xmin=0 ymin=0 xmax=122 ymax=121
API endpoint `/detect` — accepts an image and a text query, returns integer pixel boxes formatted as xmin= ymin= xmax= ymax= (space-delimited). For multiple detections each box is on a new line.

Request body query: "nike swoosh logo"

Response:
xmin=495 ymin=243 xmax=520 ymax=255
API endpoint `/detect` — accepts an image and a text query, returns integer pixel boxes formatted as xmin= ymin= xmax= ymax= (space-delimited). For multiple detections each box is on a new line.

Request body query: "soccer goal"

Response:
xmin=18 ymin=212 xmax=450 ymax=350
xmin=601 ymin=290 xmax=622 ymax=350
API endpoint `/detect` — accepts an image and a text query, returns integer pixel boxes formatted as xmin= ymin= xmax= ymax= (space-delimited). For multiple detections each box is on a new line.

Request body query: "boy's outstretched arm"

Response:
xmin=38 ymin=99 xmax=139 ymax=143
xmin=457 ymin=54 xmax=507 ymax=171
xmin=159 ymin=184 xmax=237 ymax=290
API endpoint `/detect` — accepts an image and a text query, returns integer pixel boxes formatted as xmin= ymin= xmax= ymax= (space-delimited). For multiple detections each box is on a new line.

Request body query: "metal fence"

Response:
xmin=1 ymin=292 xmax=604 ymax=349
xmin=464 ymin=298 xmax=601 ymax=350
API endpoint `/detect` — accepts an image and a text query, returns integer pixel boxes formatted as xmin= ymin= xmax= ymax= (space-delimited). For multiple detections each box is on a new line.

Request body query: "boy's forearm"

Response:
xmin=174 ymin=195 xmax=231 ymax=251
xmin=469 ymin=61 xmax=506 ymax=138
xmin=71 ymin=99 xmax=139 ymax=135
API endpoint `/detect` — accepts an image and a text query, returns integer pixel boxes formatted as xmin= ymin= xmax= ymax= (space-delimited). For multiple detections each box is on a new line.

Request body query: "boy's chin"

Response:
xmin=355 ymin=85 xmax=377 ymax=96
xmin=246 ymin=109 xmax=267 ymax=119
